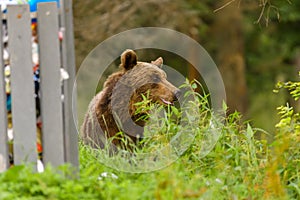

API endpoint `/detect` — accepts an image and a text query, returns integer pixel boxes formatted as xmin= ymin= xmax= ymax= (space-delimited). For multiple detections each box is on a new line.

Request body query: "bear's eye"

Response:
xmin=152 ymin=74 xmax=161 ymax=83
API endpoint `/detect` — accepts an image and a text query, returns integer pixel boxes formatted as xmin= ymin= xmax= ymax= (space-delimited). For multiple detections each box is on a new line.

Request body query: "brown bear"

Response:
xmin=81 ymin=49 xmax=180 ymax=149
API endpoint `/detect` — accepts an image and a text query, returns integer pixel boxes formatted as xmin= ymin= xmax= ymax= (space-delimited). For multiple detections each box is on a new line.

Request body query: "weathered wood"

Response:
xmin=7 ymin=5 xmax=37 ymax=166
xmin=0 ymin=8 xmax=9 ymax=172
xmin=0 ymin=2 xmax=78 ymax=171
xmin=37 ymin=2 xmax=64 ymax=166
xmin=59 ymin=0 xmax=78 ymax=167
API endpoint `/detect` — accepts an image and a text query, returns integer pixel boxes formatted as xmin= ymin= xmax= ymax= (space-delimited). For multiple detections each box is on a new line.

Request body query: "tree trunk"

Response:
xmin=211 ymin=1 xmax=248 ymax=114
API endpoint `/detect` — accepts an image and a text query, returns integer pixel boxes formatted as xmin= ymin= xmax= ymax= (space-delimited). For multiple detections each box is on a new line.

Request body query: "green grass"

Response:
xmin=0 ymin=80 xmax=299 ymax=200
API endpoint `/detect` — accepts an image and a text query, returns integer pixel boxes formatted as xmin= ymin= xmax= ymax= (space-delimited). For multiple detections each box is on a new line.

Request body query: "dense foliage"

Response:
xmin=0 ymin=77 xmax=299 ymax=199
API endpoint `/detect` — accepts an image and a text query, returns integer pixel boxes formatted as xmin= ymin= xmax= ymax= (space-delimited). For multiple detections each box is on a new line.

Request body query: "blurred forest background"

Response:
xmin=73 ymin=0 xmax=300 ymax=134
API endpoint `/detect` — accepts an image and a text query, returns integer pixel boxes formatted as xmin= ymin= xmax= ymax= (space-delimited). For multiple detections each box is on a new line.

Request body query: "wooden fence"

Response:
xmin=0 ymin=1 xmax=78 ymax=172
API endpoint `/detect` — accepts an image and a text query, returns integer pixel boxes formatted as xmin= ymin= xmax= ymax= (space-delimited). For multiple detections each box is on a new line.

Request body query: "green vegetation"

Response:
xmin=0 ymin=77 xmax=299 ymax=199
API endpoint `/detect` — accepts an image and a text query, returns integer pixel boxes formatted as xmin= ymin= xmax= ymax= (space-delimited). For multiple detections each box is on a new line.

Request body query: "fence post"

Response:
xmin=59 ymin=0 xmax=78 ymax=167
xmin=7 ymin=5 xmax=37 ymax=166
xmin=0 ymin=8 xmax=9 ymax=172
xmin=37 ymin=2 xmax=65 ymax=167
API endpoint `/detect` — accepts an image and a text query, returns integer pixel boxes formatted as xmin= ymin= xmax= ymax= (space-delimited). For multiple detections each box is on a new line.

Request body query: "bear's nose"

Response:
xmin=174 ymin=89 xmax=181 ymax=100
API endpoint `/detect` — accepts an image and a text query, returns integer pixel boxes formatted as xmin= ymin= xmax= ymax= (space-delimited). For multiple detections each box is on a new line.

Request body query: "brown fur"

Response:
xmin=81 ymin=49 xmax=179 ymax=149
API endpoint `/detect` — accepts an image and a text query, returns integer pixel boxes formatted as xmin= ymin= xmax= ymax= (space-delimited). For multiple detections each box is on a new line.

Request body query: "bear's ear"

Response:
xmin=151 ymin=57 xmax=163 ymax=68
xmin=120 ymin=49 xmax=137 ymax=71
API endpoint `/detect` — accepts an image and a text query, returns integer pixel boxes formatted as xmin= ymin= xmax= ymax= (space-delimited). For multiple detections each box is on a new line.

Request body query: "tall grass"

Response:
xmin=0 ymin=79 xmax=299 ymax=199
xmin=79 ymin=78 xmax=300 ymax=199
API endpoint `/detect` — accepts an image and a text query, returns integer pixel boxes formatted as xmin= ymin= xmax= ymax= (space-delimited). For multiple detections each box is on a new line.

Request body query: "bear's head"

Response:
xmin=110 ymin=49 xmax=180 ymax=139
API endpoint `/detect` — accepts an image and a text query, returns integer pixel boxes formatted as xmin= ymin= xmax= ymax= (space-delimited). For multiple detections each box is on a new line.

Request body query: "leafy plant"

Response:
xmin=0 ymin=163 xmax=104 ymax=200
xmin=1 ymin=80 xmax=300 ymax=199
xmin=265 ymin=71 xmax=300 ymax=199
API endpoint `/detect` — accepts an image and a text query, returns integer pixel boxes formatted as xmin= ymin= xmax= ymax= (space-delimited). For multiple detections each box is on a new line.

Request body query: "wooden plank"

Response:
xmin=0 ymin=9 xmax=9 ymax=172
xmin=59 ymin=0 xmax=79 ymax=167
xmin=37 ymin=3 xmax=64 ymax=166
xmin=7 ymin=5 xmax=37 ymax=166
